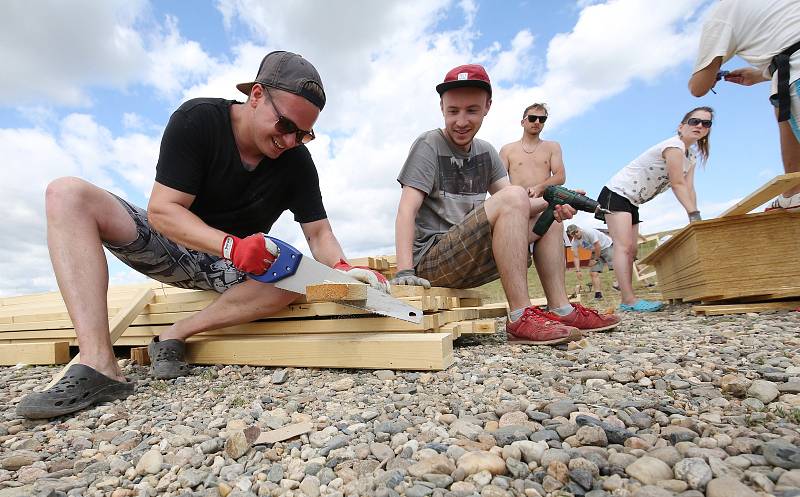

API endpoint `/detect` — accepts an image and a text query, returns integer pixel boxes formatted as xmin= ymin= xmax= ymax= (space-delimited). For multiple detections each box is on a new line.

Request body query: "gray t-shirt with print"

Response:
xmin=397 ymin=129 xmax=508 ymax=266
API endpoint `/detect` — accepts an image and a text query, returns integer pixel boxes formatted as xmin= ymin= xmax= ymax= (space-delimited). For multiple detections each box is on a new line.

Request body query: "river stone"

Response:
xmin=408 ymin=454 xmax=456 ymax=477
xmin=135 ymin=449 xmax=163 ymax=475
xmin=706 ymin=477 xmax=758 ymax=497
xmin=625 ymin=456 xmax=673 ymax=485
xmin=673 ymin=457 xmax=712 ymax=490
xmin=456 ymin=451 xmax=506 ymax=476
xmin=763 ymin=439 xmax=800 ymax=469
xmin=746 ymin=380 xmax=780 ymax=403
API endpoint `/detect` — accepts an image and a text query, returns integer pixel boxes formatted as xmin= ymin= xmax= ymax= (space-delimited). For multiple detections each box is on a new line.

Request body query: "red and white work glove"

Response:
xmin=221 ymin=234 xmax=278 ymax=275
xmin=333 ymin=259 xmax=390 ymax=294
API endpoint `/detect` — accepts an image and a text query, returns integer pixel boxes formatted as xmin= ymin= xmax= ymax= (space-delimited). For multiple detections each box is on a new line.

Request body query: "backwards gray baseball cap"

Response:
xmin=236 ymin=51 xmax=326 ymax=110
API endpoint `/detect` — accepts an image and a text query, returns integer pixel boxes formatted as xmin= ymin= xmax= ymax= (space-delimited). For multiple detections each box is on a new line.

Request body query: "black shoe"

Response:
xmin=595 ymin=292 xmax=603 ymax=300
xmin=16 ymin=364 xmax=134 ymax=419
xmin=148 ymin=338 xmax=191 ymax=379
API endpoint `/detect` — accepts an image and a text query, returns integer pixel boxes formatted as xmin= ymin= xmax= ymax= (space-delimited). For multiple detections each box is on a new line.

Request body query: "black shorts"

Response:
xmin=597 ymin=186 xmax=640 ymax=225
xmin=103 ymin=194 xmax=246 ymax=293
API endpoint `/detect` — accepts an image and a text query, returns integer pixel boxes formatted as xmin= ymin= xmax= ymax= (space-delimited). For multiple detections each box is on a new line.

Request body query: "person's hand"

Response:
xmin=589 ymin=258 xmax=598 ymax=267
xmin=688 ymin=211 xmax=702 ymax=222
xmin=222 ymin=233 xmax=277 ymax=275
xmin=554 ymin=204 xmax=577 ymax=222
xmin=390 ymin=269 xmax=431 ymax=289
xmin=528 ymin=184 xmax=546 ymax=198
xmin=333 ymin=260 xmax=390 ymax=293
xmin=724 ymin=67 xmax=768 ymax=86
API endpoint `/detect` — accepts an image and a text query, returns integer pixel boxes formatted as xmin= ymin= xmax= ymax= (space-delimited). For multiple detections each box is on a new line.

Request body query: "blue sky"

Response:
xmin=0 ymin=0 xmax=782 ymax=296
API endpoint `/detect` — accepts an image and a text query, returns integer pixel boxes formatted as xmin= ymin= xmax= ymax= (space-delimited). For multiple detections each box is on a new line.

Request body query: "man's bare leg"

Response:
xmin=606 ymin=212 xmax=637 ymax=305
xmin=778 ymin=118 xmax=800 ymax=197
xmin=532 ymin=221 xmax=571 ymax=310
xmin=46 ymin=177 xmax=139 ymax=382
xmin=483 ymin=186 xmax=534 ymax=311
xmin=590 ymin=271 xmax=603 ymax=294
xmin=159 ymin=279 xmax=299 ymax=340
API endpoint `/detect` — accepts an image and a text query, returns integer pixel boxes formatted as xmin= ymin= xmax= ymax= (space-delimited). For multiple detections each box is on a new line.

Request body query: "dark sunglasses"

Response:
xmin=685 ymin=117 xmax=712 ymax=128
xmin=262 ymin=86 xmax=316 ymax=144
xmin=527 ymin=115 xmax=548 ymax=123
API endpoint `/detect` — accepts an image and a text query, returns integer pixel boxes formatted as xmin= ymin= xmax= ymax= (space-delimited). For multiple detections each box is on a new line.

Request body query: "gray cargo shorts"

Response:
xmin=103 ymin=194 xmax=246 ymax=293
xmin=590 ymin=246 xmax=614 ymax=273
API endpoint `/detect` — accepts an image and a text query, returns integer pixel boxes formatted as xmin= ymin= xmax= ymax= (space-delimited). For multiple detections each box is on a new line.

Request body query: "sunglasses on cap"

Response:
xmin=527 ymin=115 xmax=548 ymax=123
xmin=262 ymin=86 xmax=316 ymax=144
xmin=685 ymin=117 xmax=712 ymax=128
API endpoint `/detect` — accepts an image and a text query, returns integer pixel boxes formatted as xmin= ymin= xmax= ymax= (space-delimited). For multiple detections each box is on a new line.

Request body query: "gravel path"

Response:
xmin=1 ymin=305 xmax=799 ymax=497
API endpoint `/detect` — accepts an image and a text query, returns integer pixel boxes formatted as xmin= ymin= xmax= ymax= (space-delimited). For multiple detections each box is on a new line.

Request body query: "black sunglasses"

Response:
xmin=527 ymin=115 xmax=548 ymax=123
xmin=262 ymin=86 xmax=316 ymax=144
xmin=685 ymin=117 xmax=712 ymax=128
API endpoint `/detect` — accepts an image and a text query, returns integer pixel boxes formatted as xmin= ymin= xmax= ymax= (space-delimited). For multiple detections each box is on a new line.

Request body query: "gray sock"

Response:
xmin=509 ymin=308 xmax=525 ymax=322
xmin=549 ymin=304 xmax=574 ymax=317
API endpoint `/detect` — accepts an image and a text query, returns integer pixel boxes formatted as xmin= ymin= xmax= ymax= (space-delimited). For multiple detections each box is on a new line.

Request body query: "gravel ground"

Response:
xmin=1 ymin=305 xmax=799 ymax=497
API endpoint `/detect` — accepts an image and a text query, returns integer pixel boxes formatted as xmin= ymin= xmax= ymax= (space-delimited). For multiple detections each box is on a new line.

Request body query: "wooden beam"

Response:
xmin=719 ymin=172 xmax=800 ymax=217
xmin=692 ymin=300 xmax=800 ymax=316
xmin=0 ymin=342 xmax=70 ymax=365
xmin=390 ymin=286 xmax=485 ymax=299
xmin=130 ymin=346 xmax=150 ymax=365
xmin=45 ymin=287 xmax=154 ymax=389
xmin=305 ymin=283 xmax=367 ymax=302
xmin=184 ymin=332 xmax=454 ymax=370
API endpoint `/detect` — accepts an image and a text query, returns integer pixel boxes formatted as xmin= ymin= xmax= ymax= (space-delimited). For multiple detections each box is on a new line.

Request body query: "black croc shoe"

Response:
xmin=16 ymin=364 xmax=134 ymax=419
xmin=148 ymin=338 xmax=190 ymax=379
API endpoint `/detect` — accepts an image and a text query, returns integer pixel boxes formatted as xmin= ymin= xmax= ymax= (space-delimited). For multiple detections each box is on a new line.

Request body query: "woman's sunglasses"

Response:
xmin=527 ymin=115 xmax=548 ymax=123
xmin=685 ymin=118 xmax=712 ymax=128
xmin=263 ymin=86 xmax=316 ymax=144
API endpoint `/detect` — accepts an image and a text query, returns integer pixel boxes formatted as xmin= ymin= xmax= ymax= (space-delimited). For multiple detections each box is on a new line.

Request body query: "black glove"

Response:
xmin=390 ymin=269 xmax=431 ymax=289
xmin=688 ymin=211 xmax=702 ymax=222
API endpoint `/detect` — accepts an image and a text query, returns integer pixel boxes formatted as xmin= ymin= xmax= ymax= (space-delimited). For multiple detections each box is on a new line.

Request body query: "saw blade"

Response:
xmin=273 ymin=256 xmax=422 ymax=324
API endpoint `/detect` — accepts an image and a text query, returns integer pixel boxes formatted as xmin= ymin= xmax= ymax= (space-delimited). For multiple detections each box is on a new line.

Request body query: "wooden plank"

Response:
xmin=45 ymin=287 xmax=155 ymax=389
xmin=184 ymin=332 xmax=454 ymax=370
xmin=390 ymin=286 xmax=485 ymax=299
xmin=131 ymin=346 xmax=150 ymax=365
xmin=0 ymin=342 xmax=70 ymax=365
xmin=0 ymin=313 xmax=441 ymax=341
xmin=306 ymin=283 xmax=367 ymax=302
xmin=719 ymin=172 xmax=800 ymax=217
xmin=255 ymin=421 xmax=314 ymax=445
xmin=692 ymin=300 xmax=800 ymax=316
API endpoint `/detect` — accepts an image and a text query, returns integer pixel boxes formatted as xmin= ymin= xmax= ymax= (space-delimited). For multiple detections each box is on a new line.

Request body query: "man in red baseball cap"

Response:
xmin=391 ymin=63 xmax=585 ymax=346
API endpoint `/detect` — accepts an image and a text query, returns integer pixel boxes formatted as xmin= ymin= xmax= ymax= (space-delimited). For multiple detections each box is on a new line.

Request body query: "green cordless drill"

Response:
xmin=532 ymin=185 xmax=611 ymax=236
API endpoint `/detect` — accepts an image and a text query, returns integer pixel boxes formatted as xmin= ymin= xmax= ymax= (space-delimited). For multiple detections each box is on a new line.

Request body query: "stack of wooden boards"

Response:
xmin=0 ymin=281 xmax=509 ymax=370
xmin=641 ymin=172 xmax=800 ymax=316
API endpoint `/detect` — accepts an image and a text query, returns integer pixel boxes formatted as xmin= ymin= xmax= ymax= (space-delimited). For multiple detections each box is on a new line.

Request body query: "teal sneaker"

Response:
xmin=618 ymin=299 xmax=663 ymax=312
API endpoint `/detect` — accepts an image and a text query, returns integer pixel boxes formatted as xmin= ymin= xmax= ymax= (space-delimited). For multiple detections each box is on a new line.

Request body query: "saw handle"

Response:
xmin=248 ymin=236 xmax=303 ymax=283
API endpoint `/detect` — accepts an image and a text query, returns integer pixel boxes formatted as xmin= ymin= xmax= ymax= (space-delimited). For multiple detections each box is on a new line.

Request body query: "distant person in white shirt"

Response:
xmin=689 ymin=0 xmax=800 ymax=210
xmin=566 ymin=224 xmax=614 ymax=300
xmin=597 ymin=106 xmax=713 ymax=312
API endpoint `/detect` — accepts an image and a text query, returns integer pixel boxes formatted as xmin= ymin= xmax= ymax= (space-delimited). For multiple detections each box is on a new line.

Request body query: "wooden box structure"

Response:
xmin=641 ymin=209 xmax=800 ymax=302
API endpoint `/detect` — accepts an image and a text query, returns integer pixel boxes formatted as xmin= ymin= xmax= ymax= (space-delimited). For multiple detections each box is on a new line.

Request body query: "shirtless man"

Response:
xmin=500 ymin=103 xmax=564 ymax=199
xmin=499 ymin=103 xmax=619 ymax=328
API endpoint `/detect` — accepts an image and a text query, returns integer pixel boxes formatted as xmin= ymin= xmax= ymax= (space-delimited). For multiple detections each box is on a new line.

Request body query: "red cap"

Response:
xmin=436 ymin=64 xmax=492 ymax=97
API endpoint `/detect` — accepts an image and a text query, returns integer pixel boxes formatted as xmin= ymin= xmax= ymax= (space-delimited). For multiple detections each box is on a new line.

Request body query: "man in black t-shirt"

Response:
xmin=17 ymin=51 xmax=388 ymax=419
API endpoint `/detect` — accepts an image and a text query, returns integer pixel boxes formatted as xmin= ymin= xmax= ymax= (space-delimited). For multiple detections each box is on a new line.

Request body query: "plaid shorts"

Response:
xmin=416 ymin=205 xmax=530 ymax=289
xmin=103 ymin=194 xmax=246 ymax=293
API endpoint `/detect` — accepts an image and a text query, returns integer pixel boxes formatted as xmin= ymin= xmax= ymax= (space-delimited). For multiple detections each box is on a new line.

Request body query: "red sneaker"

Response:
xmin=544 ymin=303 xmax=620 ymax=332
xmin=506 ymin=306 xmax=582 ymax=345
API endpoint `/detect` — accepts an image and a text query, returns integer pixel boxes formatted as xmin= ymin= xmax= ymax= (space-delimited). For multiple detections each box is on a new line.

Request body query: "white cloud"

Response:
xmin=1 ymin=0 xmax=722 ymax=296
xmin=0 ymin=116 xmax=160 ymax=296
xmin=0 ymin=0 xmax=217 ymax=107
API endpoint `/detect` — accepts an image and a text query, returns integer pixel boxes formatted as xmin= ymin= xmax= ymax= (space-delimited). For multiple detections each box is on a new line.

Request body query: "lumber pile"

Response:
xmin=0 ymin=280 xmax=507 ymax=370
xmin=641 ymin=173 xmax=800 ymax=315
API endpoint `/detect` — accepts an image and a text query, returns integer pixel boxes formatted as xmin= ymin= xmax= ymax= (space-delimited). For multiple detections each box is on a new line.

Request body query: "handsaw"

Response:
xmin=250 ymin=236 xmax=422 ymax=324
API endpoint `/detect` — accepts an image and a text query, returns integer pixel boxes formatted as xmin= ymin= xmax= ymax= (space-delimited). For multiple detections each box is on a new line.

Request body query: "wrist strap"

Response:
xmin=222 ymin=236 xmax=235 ymax=259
